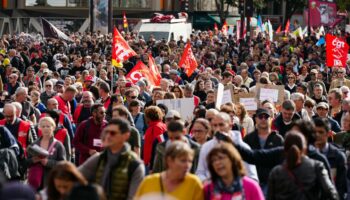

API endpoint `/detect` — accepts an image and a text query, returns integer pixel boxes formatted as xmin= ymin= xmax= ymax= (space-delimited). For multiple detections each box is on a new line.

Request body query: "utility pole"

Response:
xmin=245 ymin=0 xmax=253 ymax=45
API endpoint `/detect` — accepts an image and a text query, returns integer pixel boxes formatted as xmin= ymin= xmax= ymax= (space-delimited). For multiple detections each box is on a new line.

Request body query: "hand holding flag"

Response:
xmin=179 ymin=42 xmax=198 ymax=77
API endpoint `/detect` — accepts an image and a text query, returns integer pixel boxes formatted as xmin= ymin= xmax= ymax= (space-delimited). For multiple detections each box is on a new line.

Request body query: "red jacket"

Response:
xmin=0 ymin=119 xmax=30 ymax=155
xmin=143 ymin=120 xmax=167 ymax=165
xmin=55 ymin=95 xmax=72 ymax=121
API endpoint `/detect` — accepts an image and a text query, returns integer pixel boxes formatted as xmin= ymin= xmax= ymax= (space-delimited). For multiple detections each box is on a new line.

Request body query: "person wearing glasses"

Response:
xmin=4 ymin=73 xmax=20 ymax=96
xmin=243 ymin=108 xmax=284 ymax=195
xmin=23 ymin=67 xmax=41 ymax=89
xmin=73 ymin=103 xmax=108 ymax=165
xmin=124 ymin=88 xmax=139 ymax=108
xmin=79 ymin=118 xmax=144 ymax=200
xmin=330 ymin=67 xmax=350 ymax=91
xmin=40 ymin=80 xmax=56 ymax=107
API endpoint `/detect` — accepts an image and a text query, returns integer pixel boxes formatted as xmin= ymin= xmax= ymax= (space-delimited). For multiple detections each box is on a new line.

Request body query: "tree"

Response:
xmin=283 ymin=0 xmax=307 ymax=25
xmin=215 ymin=0 xmax=236 ymax=25
xmin=215 ymin=0 xmax=267 ymax=25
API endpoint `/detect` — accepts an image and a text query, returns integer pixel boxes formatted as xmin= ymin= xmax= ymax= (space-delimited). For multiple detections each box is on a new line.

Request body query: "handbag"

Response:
xmin=28 ymin=140 xmax=57 ymax=190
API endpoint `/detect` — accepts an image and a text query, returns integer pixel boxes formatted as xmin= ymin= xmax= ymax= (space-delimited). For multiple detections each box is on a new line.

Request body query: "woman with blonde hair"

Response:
xmin=27 ymin=117 xmax=66 ymax=191
xmin=204 ymin=142 xmax=264 ymax=200
xmin=136 ymin=141 xmax=204 ymax=200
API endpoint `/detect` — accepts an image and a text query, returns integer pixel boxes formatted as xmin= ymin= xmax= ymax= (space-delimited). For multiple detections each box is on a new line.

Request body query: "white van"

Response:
xmin=135 ymin=18 xmax=192 ymax=42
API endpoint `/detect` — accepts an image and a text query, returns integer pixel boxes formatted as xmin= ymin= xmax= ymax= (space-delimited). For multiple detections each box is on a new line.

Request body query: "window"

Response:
xmin=113 ymin=0 xmax=151 ymax=8
xmin=47 ymin=0 xmax=66 ymax=7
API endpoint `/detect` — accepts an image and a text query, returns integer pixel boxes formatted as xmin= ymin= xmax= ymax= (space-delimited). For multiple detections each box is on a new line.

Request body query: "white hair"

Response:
xmin=290 ymin=92 xmax=305 ymax=102
xmin=15 ymin=87 xmax=28 ymax=95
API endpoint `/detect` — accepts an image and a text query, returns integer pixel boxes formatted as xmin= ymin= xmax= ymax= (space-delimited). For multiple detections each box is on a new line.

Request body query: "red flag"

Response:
xmin=284 ymin=20 xmax=290 ymax=33
xmin=148 ymin=54 xmax=161 ymax=86
xmin=326 ymin=34 xmax=349 ymax=67
xmin=214 ymin=23 xmax=218 ymax=32
xmin=123 ymin=12 xmax=128 ymax=29
xmin=221 ymin=21 xmax=228 ymax=36
xmin=276 ymin=25 xmax=281 ymax=34
xmin=126 ymin=61 xmax=156 ymax=85
xmin=111 ymin=27 xmax=136 ymax=67
xmin=179 ymin=42 xmax=198 ymax=77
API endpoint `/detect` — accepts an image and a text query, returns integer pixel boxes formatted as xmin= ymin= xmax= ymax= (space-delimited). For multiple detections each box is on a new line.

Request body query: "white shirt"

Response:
xmin=195 ymin=130 xmax=259 ymax=182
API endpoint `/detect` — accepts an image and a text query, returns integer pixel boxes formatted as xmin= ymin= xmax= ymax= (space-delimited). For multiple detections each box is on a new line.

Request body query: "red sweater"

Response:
xmin=143 ymin=120 xmax=167 ymax=165
xmin=73 ymin=118 xmax=107 ymax=165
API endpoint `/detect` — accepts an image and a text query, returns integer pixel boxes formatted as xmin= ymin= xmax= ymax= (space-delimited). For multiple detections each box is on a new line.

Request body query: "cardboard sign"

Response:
xmin=215 ymin=83 xmax=225 ymax=109
xmin=240 ymin=98 xmax=258 ymax=111
xmin=346 ymin=25 xmax=350 ymax=34
xmin=256 ymin=84 xmax=285 ymax=105
xmin=157 ymin=98 xmax=195 ymax=122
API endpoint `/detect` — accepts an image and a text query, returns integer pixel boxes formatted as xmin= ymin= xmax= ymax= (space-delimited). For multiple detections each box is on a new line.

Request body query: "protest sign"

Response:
xmin=239 ymin=93 xmax=258 ymax=111
xmin=157 ymin=98 xmax=195 ymax=122
xmin=256 ymin=84 xmax=284 ymax=105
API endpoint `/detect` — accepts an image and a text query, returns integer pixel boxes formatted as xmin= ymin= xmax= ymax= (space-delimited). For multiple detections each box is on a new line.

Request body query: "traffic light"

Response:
xmin=245 ymin=0 xmax=254 ymax=17
xmin=181 ymin=0 xmax=189 ymax=12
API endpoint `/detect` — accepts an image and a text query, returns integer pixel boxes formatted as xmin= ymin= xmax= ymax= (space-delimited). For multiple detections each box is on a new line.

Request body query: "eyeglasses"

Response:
xmin=257 ymin=114 xmax=270 ymax=120
xmin=129 ymin=96 xmax=137 ymax=99
xmin=99 ymin=111 xmax=106 ymax=115
xmin=46 ymin=85 xmax=52 ymax=87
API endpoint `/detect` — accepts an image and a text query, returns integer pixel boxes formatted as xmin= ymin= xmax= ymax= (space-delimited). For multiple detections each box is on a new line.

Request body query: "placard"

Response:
xmin=345 ymin=25 xmax=350 ymax=33
xmin=157 ymin=98 xmax=195 ymax=122
xmin=221 ymin=89 xmax=233 ymax=105
xmin=215 ymin=83 xmax=224 ymax=109
xmin=240 ymin=98 xmax=258 ymax=111
xmin=256 ymin=84 xmax=285 ymax=105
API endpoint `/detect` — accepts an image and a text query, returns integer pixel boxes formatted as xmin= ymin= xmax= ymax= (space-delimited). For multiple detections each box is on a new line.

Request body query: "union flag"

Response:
xmin=179 ymin=42 xmax=198 ymax=77
xmin=111 ymin=27 xmax=136 ymax=67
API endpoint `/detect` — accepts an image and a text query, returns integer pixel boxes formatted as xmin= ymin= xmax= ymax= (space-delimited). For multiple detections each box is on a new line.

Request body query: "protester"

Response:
xmin=204 ymin=142 xmax=264 ymax=200
xmin=267 ymin=130 xmax=338 ymax=200
xmin=27 ymin=117 xmax=66 ymax=190
xmin=135 ymin=141 xmax=203 ymax=200
xmin=79 ymin=118 xmax=144 ymax=200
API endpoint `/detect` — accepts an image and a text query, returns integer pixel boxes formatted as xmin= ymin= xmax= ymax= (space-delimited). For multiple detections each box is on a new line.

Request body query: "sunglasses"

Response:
xmin=129 ymin=96 xmax=137 ymax=99
xmin=257 ymin=114 xmax=269 ymax=120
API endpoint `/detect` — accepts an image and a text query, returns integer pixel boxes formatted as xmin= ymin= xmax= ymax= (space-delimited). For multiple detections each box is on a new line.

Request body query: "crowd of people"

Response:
xmin=0 ymin=24 xmax=349 ymax=200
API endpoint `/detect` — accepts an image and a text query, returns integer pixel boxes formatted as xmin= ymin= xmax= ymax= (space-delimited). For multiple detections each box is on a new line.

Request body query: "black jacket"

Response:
xmin=268 ymin=156 xmax=338 ymax=200
xmin=273 ymin=113 xmax=301 ymax=138
xmin=333 ymin=111 xmax=345 ymax=127
xmin=322 ymin=143 xmax=347 ymax=200
xmin=243 ymin=130 xmax=284 ymax=184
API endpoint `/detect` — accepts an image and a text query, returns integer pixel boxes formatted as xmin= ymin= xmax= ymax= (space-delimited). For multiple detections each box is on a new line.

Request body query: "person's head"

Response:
xmin=234 ymin=103 xmax=247 ymax=121
xmin=328 ymin=88 xmax=342 ymax=107
xmin=47 ymin=98 xmax=59 ymax=110
xmin=287 ymin=73 xmax=296 ymax=84
xmin=310 ymin=69 xmax=318 ymax=81
xmin=152 ymin=90 xmax=164 ymax=103
xmin=240 ymin=69 xmax=249 ymax=79
xmin=313 ymin=117 xmax=331 ymax=148
xmin=206 ymin=90 xmax=216 ymax=104
xmin=63 ymin=86 xmax=77 ymax=101
xmin=281 ymin=100 xmax=296 ymax=123
xmin=91 ymin=103 xmax=106 ymax=124
xmin=30 ymin=90 xmax=40 ymax=103
xmin=124 ymin=88 xmax=138 ymax=104
xmin=45 ymin=80 xmax=54 ymax=92
xmin=26 ymin=67 xmax=35 ymax=76
xmin=167 ymin=120 xmax=186 ymax=142
xmin=8 ymin=73 xmax=18 ymax=84
xmin=164 ymin=141 xmax=194 ymax=177
xmin=98 ymin=82 xmax=110 ymax=97
xmin=101 ymin=118 xmax=130 ymax=149
xmin=316 ymin=102 xmax=329 ymax=118
xmin=205 ymin=108 xmax=219 ymax=125
xmin=47 ymin=161 xmax=88 ymax=200
xmin=211 ymin=112 xmax=232 ymax=133
xmin=128 ymin=100 xmax=142 ymax=114
xmin=192 ymin=118 xmax=210 ymax=145
xmin=11 ymin=102 xmax=22 ymax=118
xmin=3 ymin=104 xmax=16 ymax=124
xmin=164 ymin=110 xmax=181 ymax=124
xmin=55 ymin=80 xmax=65 ymax=93
xmin=183 ymin=84 xmax=194 ymax=98
xmin=15 ymin=87 xmax=28 ymax=103
xmin=340 ymin=86 xmax=350 ymax=99
xmin=160 ymin=79 xmax=171 ymax=92
xmin=296 ymin=82 xmax=307 ymax=95
xmin=261 ymin=100 xmax=276 ymax=118
xmin=144 ymin=106 xmax=164 ymax=123
xmin=337 ymin=67 xmax=346 ymax=79
xmin=222 ymin=71 xmax=233 ymax=84
xmin=284 ymin=131 xmax=307 ymax=169
xmin=112 ymin=105 xmax=132 ymax=123
xmin=342 ymin=112 xmax=350 ymax=131
xmin=290 ymin=93 xmax=305 ymax=111
xmin=207 ymin=142 xmax=245 ymax=182
xmin=38 ymin=117 xmax=56 ymax=137
xmin=313 ymin=83 xmax=323 ymax=98
xmin=171 ymin=85 xmax=184 ymax=99
xmin=255 ymin=108 xmax=271 ymax=131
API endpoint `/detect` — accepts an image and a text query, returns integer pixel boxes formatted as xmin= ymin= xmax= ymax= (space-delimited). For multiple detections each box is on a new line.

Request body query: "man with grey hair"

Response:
xmin=196 ymin=112 xmax=258 ymax=182
xmin=291 ymin=92 xmax=310 ymax=121
xmin=15 ymin=87 xmax=36 ymax=124
xmin=40 ymin=80 xmax=56 ymax=106
xmin=330 ymin=67 xmax=350 ymax=90
xmin=0 ymin=103 xmax=34 ymax=153
xmin=334 ymin=97 xmax=350 ymax=128
xmin=272 ymin=100 xmax=301 ymax=137
xmin=183 ymin=83 xmax=200 ymax=106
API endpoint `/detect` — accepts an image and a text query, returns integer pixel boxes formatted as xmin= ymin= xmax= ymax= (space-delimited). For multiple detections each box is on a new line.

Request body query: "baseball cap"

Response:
xmin=165 ymin=110 xmax=181 ymax=119
xmin=256 ymin=108 xmax=270 ymax=117
xmin=316 ymin=102 xmax=329 ymax=110
xmin=55 ymin=80 xmax=64 ymax=86
xmin=84 ymin=75 xmax=94 ymax=82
